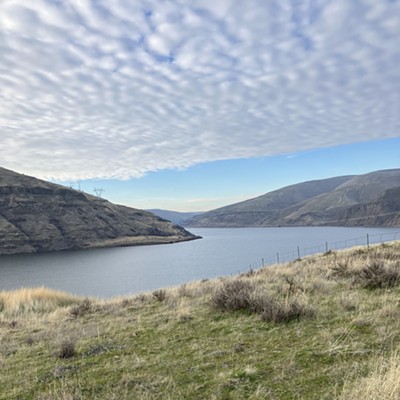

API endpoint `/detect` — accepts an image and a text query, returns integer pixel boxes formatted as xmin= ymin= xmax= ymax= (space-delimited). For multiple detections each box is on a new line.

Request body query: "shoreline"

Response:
xmin=0 ymin=234 xmax=202 ymax=257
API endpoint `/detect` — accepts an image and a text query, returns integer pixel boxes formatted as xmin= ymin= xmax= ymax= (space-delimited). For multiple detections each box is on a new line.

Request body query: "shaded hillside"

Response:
xmin=335 ymin=186 xmax=400 ymax=226
xmin=147 ymin=209 xmax=203 ymax=225
xmin=0 ymin=167 xmax=198 ymax=255
xmin=186 ymin=169 xmax=400 ymax=227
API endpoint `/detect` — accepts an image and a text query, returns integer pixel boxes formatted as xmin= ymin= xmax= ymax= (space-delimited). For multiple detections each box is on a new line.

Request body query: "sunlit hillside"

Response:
xmin=1 ymin=242 xmax=400 ymax=399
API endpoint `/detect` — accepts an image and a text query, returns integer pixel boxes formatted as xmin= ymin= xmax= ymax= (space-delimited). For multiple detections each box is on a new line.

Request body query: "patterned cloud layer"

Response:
xmin=1 ymin=0 xmax=399 ymax=179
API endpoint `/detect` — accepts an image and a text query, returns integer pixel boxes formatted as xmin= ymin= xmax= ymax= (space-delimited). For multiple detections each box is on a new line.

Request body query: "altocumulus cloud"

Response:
xmin=0 ymin=0 xmax=399 ymax=180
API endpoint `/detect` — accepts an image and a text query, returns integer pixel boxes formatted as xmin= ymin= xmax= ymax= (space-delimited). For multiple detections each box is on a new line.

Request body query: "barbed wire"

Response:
xmin=249 ymin=231 xmax=400 ymax=269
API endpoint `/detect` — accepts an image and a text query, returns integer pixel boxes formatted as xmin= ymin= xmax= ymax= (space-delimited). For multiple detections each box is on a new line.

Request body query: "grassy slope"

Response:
xmin=1 ymin=243 xmax=400 ymax=399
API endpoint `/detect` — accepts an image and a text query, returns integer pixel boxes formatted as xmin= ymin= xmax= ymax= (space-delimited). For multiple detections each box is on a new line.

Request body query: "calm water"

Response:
xmin=0 ymin=227 xmax=399 ymax=298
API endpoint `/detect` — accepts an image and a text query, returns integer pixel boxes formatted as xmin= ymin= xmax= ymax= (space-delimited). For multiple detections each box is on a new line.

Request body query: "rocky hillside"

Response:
xmin=185 ymin=169 xmax=400 ymax=227
xmin=0 ymin=167 xmax=198 ymax=255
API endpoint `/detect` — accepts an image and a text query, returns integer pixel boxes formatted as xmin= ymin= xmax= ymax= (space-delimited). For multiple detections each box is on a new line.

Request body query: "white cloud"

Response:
xmin=0 ymin=0 xmax=399 ymax=180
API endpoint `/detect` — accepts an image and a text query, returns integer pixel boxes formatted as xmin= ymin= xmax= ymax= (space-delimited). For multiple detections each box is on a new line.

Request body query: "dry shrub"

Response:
xmin=211 ymin=279 xmax=315 ymax=323
xmin=260 ymin=298 xmax=315 ymax=323
xmin=69 ymin=298 xmax=92 ymax=317
xmin=152 ymin=289 xmax=167 ymax=302
xmin=57 ymin=339 xmax=76 ymax=359
xmin=177 ymin=284 xmax=190 ymax=298
xmin=355 ymin=261 xmax=400 ymax=289
xmin=329 ymin=260 xmax=351 ymax=279
xmin=211 ymin=279 xmax=255 ymax=312
xmin=134 ymin=293 xmax=152 ymax=304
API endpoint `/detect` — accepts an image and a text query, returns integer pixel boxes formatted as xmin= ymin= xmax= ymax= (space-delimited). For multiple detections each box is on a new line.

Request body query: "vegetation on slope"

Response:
xmin=1 ymin=242 xmax=400 ymax=399
xmin=186 ymin=169 xmax=400 ymax=227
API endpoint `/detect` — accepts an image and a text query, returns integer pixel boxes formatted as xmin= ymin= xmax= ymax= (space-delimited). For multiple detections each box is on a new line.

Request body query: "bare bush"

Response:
xmin=260 ymin=298 xmax=315 ymax=323
xmin=57 ymin=339 xmax=76 ymax=359
xmin=211 ymin=279 xmax=315 ymax=323
xmin=69 ymin=298 xmax=92 ymax=317
xmin=211 ymin=279 xmax=255 ymax=312
xmin=329 ymin=260 xmax=351 ymax=279
xmin=152 ymin=289 xmax=167 ymax=302
xmin=355 ymin=261 xmax=400 ymax=289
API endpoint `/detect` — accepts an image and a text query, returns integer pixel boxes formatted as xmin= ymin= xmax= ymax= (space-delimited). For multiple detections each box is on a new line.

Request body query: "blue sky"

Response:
xmin=64 ymin=137 xmax=399 ymax=211
xmin=0 ymin=0 xmax=399 ymax=211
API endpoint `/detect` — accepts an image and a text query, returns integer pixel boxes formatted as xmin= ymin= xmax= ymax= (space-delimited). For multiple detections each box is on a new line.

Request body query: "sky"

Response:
xmin=0 ymin=0 xmax=399 ymax=211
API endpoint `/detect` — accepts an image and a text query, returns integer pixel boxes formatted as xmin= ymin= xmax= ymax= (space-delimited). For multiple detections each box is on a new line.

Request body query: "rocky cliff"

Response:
xmin=0 ymin=167 xmax=199 ymax=255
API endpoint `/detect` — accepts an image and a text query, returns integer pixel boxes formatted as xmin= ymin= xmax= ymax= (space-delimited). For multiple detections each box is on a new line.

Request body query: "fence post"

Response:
xmin=367 ymin=233 xmax=369 ymax=250
xmin=297 ymin=246 xmax=300 ymax=259
xmin=277 ymin=252 xmax=280 ymax=264
xmin=262 ymin=258 xmax=264 ymax=268
xmin=325 ymin=241 xmax=328 ymax=253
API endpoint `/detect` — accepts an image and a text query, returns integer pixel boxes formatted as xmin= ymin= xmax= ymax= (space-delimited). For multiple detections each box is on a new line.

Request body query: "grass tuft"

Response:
xmin=339 ymin=354 xmax=400 ymax=399
xmin=0 ymin=287 xmax=80 ymax=317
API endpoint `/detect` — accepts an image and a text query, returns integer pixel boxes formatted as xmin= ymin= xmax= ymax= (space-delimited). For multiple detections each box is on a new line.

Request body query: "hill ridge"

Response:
xmin=185 ymin=169 xmax=400 ymax=227
xmin=0 ymin=167 xmax=198 ymax=255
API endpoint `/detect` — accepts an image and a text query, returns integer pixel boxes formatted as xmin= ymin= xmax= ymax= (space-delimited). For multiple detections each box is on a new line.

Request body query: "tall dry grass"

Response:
xmin=339 ymin=354 xmax=400 ymax=400
xmin=0 ymin=287 xmax=80 ymax=317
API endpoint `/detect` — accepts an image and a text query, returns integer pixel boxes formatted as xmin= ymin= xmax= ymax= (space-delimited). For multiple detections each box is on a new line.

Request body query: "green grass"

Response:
xmin=1 ymin=242 xmax=400 ymax=399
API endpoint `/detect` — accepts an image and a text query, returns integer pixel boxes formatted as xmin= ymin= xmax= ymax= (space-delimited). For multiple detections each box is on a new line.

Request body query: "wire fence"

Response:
xmin=257 ymin=230 xmax=400 ymax=268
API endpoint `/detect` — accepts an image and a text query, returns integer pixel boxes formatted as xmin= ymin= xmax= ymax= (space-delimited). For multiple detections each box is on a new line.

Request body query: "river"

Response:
xmin=0 ymin=227 xmax=399 ymax=298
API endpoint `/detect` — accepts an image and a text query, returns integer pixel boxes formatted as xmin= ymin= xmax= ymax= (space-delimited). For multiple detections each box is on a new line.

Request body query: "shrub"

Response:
xmin=355 ymin=261 xmax=400 ymax=289
xmin=211 ymin=279 xmax=315 ymax=323
xmin=260 ymin=298 xmax=315 ymax=323
xmin=121 ymin=298 xmax=130 ymax=307
xmin=57 ymin=339 xmax=76 ymax=359
xmin=152 ymin=289 xmax=167 ymax=302
xmin=329 ymin=260 xmax=351 ymax=279
xmin=69 ymin=298 xmax=91 ymax=317
xmin=211 ymin=279 xmax=255 ymax=312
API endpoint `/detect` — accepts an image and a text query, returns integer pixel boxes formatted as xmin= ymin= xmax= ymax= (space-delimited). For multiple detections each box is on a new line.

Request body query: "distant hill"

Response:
xmin=185 ymin=169 xmax=400 ymax=227
xmin=147 ymin=209 xmax=203 ymax=225
xmin=0 ymin=167 xmax=199 ymax=255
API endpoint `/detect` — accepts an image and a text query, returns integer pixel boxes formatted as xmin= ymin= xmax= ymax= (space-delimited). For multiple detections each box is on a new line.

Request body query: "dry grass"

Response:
xmin=339 ymin=354 xmax=400 ymax=400
xmin=1 ymin=242 xmax=400 ymax=399
xmin=0 ymin=287 xmax=80 ymax=317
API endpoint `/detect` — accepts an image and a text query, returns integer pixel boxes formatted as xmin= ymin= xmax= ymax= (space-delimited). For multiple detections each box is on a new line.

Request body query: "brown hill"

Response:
xmin=185 ymin=169 xmax=400 ymax=227
xmin=0 ymin=167 xmax=198 ymax=255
